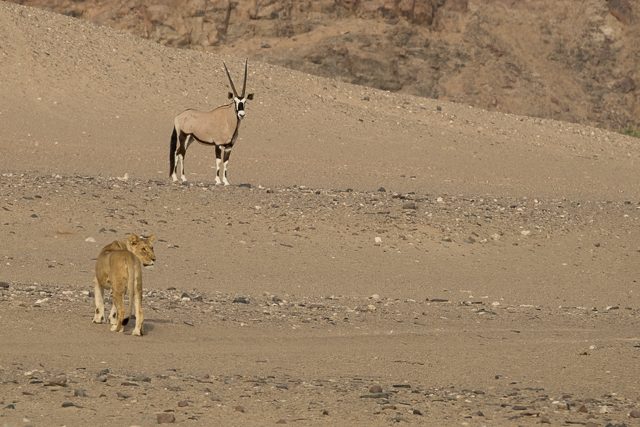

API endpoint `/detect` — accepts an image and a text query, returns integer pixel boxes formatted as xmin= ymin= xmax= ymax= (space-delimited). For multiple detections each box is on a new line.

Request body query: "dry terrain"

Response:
xmin=1 ymin=2 xmax=640 ymax=426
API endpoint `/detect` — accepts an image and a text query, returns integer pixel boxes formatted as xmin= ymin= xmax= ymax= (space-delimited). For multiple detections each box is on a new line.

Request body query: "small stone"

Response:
xmin=131 ymin=374 xmax=151 ymax=382
xmin=74 ymin=389 xmax=87 ymax=397
xmin=45 ymin=375 xmax=68 ymax=387
xmin=402 ymin=201 xmax=417 ymax=210
xmin=276 ymin=420 xmax=287 ymax=424
xmin=512 ymin=405 xmax=527 ymax=410
xmin=539 ymin=416 xmax=551 ymax=424
xmin=473 ymin=410 xmax=485 ymax=417
xmin=85 ymin=237 xmax=96 ymax=243
xmin=374 ymin=236 xmax=382 ymax=245
xmin=369 ymin=385 xmax=383 ymax=393
xmin=0 ymin=281 xmax=9 ymax=289
xmin=156 ymin=413 xmax=176 ymax=424
xmin=321 ymin=409 xmax=329 ymax=416
xmin=378 ymin=187 xmax=386 ymax=192
xmin=412 ymin=409 xmax=423 ymax=415
xmin=177 ymin=400 xmax=189 ymax=407
xmin=234 ymin=405 xmax=246 ymax=413
xmin=61 ymin=401 xmax=77 ymax=408
xmin=630 ymin=409 xmax=640 ymax=418
xmin=577 ymin=404 xmax=588 ymax=413
xmin=233 ymin=296 xmax=250 ymax=304
xmin=116 ymin=392 xmax=130 ymax=399
xmin=4 ymin=403 xmax=15 ymax=409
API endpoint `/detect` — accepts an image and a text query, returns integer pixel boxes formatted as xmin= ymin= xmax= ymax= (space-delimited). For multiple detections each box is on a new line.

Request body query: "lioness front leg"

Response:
xmin=92 ymin=279 xmax=106 ymax=323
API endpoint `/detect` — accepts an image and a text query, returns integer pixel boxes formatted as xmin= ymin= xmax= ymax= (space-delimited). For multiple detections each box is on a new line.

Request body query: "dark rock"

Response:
xmin=177 ymin=400 xmax=189 ymax=407
xmin=45 ymin=375 xmax=68 ymax=387
xmin=607 ymin=0 xmax=634 ymax=24
xmin=4 ymin=403 xmax=16 ymax=409
xmin=0 ymin=282 xmax=9 ymax=289
xmin=233 ymin=405 xmax=246 ymax=413
xmin=402 ymin=201 xmax=418 ymax=210
xmin=321 ymin=409 xmax=329 ymax=416
xmin=369 ymin=384 xmax=383 ymax=393
xmin=412 ymin=409 xmax=423 ymax=415
xmin=157 ymin=412 xmax=176 ymax=424
xmin=512 ymin=405 xmax=527 ymax=410
xmin=61 ymin=401 xmax=78 ymax=408
xmin=130 ymin=374 xmax=151 ymax=382
xmin=116 ymin=392 xmax=130 ymax=399
xmin=360 ymin=392 xmax=391 ymax=399
xmin=74 ymin=389 xmax=87 ymax=397
xmin=233 ymin=296 xmax=250 ymax=304
xmin=630 ymin=409 xmax=640 ymax=418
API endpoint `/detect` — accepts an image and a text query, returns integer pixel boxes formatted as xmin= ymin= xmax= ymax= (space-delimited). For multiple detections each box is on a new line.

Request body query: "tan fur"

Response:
xmin=92 ymin=234 xmax=156 ymax=336
xmin=175 ymin=104 xmax=238 ymax=146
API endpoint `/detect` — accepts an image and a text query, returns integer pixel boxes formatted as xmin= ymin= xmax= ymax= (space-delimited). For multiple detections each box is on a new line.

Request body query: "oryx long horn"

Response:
xmin=223 ymin=61 xmax=238 ymax=97
xmin=241 ymin=59 xmax=248 ymax=97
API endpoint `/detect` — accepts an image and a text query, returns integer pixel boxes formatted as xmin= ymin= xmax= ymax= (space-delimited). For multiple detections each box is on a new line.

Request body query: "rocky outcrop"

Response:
xmin=12 ymin=0 xmax=640 ymax=131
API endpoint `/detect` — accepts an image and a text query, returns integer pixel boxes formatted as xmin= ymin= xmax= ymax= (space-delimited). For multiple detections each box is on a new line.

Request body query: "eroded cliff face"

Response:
xmin=13 ymin=0 xmax=639 ymax=130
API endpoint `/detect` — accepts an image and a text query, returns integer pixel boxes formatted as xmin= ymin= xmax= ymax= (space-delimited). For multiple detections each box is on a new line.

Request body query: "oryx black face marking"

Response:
xmin=169 ymin=59 xmax=255 ymax=185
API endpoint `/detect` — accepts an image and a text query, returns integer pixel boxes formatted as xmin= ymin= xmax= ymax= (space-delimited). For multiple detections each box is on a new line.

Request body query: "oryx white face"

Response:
xmin=229 ymin=93 xmax=254 ymax=120
xmin=224 ymin=60 xmax=254 ymax=120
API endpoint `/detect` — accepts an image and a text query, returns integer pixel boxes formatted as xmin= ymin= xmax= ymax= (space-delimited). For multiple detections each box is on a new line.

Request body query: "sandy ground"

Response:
xmin=1 ymin=3 xmax=640 ymax=426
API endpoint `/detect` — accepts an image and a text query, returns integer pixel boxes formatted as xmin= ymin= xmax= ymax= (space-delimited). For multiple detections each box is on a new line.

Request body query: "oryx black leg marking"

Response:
xmin=215 ymin=145 xmax=223 ymax=185
xmin=222 ymin=147 xmax=232 ymax=185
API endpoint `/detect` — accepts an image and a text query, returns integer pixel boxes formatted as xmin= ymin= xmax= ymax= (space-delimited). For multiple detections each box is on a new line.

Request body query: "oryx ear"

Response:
xmin=228 ymin=92 xmax=234 ymax=99
xmin=247 ymin=93 xmax=254 ymax=100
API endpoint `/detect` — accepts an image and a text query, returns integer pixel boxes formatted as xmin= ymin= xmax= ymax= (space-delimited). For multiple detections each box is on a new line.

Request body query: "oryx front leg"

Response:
xmin=214 ymin=145 xmax=223 ymax=185
xmin=222 ymin=147 xmax=232 ymax=186
xmin=92 ymin=278 xmax=106 ymax=323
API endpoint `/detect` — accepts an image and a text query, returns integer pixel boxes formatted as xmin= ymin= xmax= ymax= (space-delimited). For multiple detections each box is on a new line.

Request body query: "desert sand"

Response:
xmin=1 ymin=2 xmax=639 ymax=426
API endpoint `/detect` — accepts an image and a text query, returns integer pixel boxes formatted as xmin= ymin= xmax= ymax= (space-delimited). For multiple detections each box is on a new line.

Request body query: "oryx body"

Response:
xmin=170 ymin=60 xmax=253 ymax=185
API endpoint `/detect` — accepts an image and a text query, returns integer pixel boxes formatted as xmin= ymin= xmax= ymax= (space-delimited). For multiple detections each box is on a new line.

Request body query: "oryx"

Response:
xmin=169 ymin=59 xmax=254 ymax=185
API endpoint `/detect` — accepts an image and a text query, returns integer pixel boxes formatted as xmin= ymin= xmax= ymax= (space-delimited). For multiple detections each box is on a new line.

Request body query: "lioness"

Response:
xmin=92 ymin=233 xmax=156 ymax=336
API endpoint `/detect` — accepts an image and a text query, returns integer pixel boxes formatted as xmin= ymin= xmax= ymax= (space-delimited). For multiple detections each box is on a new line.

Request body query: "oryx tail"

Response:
xmin=169 ymin=126 xmax=177 ymax=177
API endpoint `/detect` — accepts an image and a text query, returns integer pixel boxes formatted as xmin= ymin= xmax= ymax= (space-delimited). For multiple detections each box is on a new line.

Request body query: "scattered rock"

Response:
xmin=45 ymin=375 xmax=67 ymax=387
xmin=369 ymin=384 xmax=383 ymax=393
xmin=233 ymin=296 xmax=250 ymax=304
xmin=61 ymin=401 xmax=78 ymax=408
xmin=156 ymin=412 xmax=176 ymax=424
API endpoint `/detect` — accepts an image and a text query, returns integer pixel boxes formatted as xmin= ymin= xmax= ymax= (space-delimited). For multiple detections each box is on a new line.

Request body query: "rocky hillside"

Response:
xmin=12 ymin=0 xmax=640 ymax=131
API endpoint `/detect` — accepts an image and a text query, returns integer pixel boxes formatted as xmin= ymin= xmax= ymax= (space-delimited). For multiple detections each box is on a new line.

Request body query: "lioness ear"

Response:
xmin=147 ymin=234 xmax=156 ymax=244
xmin=128 ymin=234 xmax=140 ymax=245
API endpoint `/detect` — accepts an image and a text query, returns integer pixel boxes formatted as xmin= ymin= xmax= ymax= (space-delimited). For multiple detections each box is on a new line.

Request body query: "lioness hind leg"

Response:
xmin=110 ymin=288 xmax=126 ymax=333
xmin=132 ymin=271 xmax=144 ymax=336
xmin=109 ymin=303 xmax=117 ymax=325
xmin=92 ymin=279 xmax=106 ymax=323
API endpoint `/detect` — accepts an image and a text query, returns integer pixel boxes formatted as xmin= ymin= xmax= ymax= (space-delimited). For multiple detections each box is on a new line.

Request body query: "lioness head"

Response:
xmin=126 ymin=233 xmax=156 ymax=266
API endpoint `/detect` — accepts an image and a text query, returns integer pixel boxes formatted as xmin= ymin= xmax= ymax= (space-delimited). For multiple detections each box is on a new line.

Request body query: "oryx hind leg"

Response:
xmin=214 ymin=145 xmax=223 ymax=185
xmin=172 ymin=130 xmax=189 ymax=183
xmin=179 ymin=134 xmax=192 ymax=183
